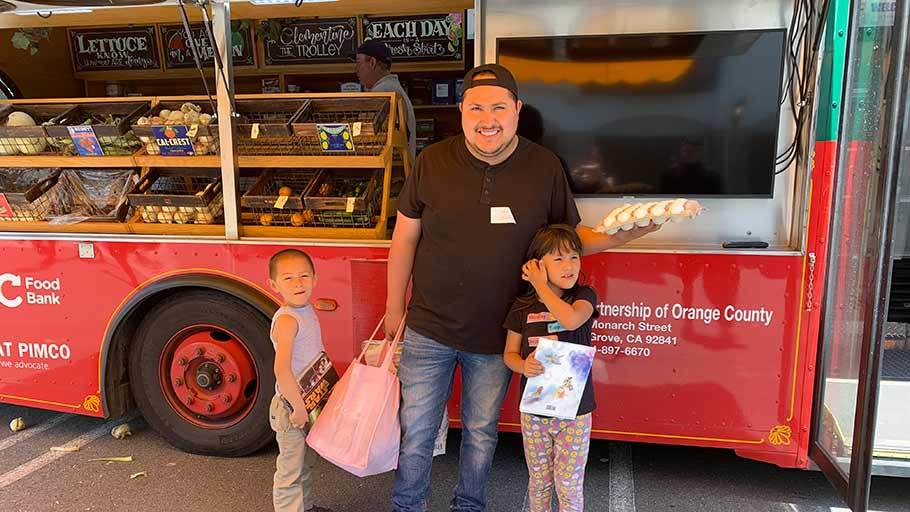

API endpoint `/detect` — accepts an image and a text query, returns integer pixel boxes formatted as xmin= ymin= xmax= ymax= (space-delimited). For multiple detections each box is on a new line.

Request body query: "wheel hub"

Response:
xmin=158 ymin=325 xmax=259 ymax=429
xmin=195 ymin=362 xmax=222 ymax=390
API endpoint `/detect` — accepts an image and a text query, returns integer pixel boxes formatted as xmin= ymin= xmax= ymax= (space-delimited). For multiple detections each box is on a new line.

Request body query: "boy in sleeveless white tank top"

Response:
xmin=267 ymin=249 xmax=333 ymax=512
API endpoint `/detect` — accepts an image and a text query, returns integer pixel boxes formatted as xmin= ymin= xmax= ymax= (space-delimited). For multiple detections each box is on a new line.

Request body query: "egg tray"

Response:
xmin=127 ymin=169 xmax=223 ymax=225
xmin=0 ymin=168 xmax=62 ymax=222
xmin=594 ymin=199 xmax=704 ymax=235
xmin=131 ymin=100 xmax=219 ymax=156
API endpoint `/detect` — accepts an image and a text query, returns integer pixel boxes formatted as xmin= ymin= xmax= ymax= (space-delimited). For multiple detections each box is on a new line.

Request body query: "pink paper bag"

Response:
xmin=306 ymin=317 xmax=403 ymax=477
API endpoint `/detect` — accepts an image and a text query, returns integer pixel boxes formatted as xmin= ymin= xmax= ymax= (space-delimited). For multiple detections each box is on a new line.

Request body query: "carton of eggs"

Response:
xmin=594 ymin=198 xmax=703 ymax=235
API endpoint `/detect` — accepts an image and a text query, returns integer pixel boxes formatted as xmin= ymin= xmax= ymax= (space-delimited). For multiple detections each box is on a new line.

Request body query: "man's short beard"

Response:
xmin=466 ymin=134 xmax=516 ymax=158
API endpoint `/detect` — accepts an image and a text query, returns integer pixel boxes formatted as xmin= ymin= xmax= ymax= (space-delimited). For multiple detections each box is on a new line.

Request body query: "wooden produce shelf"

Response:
xmin=239 ymin=155 xmax=388 ymax=169
xmin=127 ymin=222 xmax=225 ymax=236
xmin=133 ymin=155 xmax=220 ymax=168
xmin=240 ymin=224 xmax=386 ymax=240
xmin=0 ymin=221 xmax=134 ymax=235
xmin=0 ymin=219 xmax=226 ymax=236
xmin=0 ymin=155 xmax=137 ymax=168
xmin=133 ymin=153 xmax=390 ymax=169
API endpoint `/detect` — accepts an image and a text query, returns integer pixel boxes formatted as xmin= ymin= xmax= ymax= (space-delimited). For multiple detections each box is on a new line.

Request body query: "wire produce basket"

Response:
xmin=46 ymin=169 xmax=135 ymax=223
xmin=127 ymin=169 xmax=223 ymax=225
xmin=304 ymin=169 xmax=382 ymax=228
xmin=0 ymin=168 xmax=62 ymax=221
xmin=0 ymin=103 xmax=77 ymax=156
xmin=234 ymin=99 xmax=308 ymax=156
xmin=131 ymin=100 xmax=219 ymax=156
xmin=42 ymin=101 xmax=148 ymax=157
xmin=240 ymin=169 xmax=319 ymax=227
xmin=290 ymin=97 xmax=389 ymax=156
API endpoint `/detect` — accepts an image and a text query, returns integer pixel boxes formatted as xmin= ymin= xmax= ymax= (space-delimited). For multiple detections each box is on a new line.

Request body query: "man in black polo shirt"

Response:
xmin=386 ymin=64 xmax=655 ymax=512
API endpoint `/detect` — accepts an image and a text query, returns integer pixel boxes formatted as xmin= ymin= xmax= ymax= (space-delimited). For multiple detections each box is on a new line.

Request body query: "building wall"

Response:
xmin=0 ymin=28 xmax=82 ymax=98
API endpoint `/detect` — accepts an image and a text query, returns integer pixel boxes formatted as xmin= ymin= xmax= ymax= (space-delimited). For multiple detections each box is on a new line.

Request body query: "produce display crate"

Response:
xmin=0 ymin=103 xmax=77 ymax=156
xmin=46 ymin=169 xmax=135 ymax=223
xmin=127 ymin=168 xmax=223 ymax=225
xmin=0 ymin=168 xmax=62 ymax=221
xmin=131 ymin=100 xmax=219 ymax=156
xmin=304 ymin=169 xmax=382 ymax=228
xmin=290 ymin=98 xmax=389 ymax=156
xmin=240 ymin=169 xmax=319 ymax=227
xmin=234 ymin=99 xmax=308 ymax=156
xmin=42 ymin=101 xmax=148 ymax=157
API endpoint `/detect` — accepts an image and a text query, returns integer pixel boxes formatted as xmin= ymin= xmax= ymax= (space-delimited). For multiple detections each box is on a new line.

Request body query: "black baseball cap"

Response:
xmin=462 ymin=64 xmax=519 ymax=100
xmin=351 ymin=40 xmax=392 ymax=66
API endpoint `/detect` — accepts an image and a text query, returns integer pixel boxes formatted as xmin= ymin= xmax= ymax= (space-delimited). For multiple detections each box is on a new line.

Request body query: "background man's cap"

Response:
xmin=351 ymin=40 xmax=392 ymax=65
xmin=462 ymin=64 xmax=519 ymax=99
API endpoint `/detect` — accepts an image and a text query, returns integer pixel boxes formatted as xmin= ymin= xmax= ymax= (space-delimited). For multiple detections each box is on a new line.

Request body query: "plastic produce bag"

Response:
xmin=48 ymin=169 xmax=136 ymax=224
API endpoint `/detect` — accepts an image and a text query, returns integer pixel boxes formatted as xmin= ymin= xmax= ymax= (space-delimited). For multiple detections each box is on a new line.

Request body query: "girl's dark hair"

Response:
xmin=515 ymin=224 xmax=584 ymax=307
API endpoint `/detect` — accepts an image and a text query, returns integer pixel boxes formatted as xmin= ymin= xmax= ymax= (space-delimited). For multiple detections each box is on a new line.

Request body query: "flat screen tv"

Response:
xmin=497 ymin=29 xmax=786 ymax=197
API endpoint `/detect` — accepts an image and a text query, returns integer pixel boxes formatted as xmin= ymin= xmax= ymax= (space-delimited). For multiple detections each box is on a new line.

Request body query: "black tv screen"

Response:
xmin=497 ymin=30 xmax=786 ymax=197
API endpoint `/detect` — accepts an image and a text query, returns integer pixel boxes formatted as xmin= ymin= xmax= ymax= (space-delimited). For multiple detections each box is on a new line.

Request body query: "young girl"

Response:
xmin=503 ymin=224 xmax=599 ymax=512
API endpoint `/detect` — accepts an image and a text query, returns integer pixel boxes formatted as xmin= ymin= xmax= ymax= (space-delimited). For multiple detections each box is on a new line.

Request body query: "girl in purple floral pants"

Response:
xmin=503 ymin=225 xmax=599 ymax=512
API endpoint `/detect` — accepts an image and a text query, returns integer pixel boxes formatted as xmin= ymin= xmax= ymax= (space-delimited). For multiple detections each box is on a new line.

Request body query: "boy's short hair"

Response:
xmin=268 ymin=249 xmax=315 ymax=279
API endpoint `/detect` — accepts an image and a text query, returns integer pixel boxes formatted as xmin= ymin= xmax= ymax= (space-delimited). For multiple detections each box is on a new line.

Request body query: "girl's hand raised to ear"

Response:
xmin=522 ymin=259 xmax=549 ymax=291
xmin=524 ymin=350 xmax=545 ymax=378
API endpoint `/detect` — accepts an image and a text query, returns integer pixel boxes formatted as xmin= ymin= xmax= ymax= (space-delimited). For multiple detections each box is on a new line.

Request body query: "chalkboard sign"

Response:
xmin=70 ymin=26 xmax=161 ymax=72
xmin=361 ymin=13 xmax=464 ymax=62
xmin=261 ymin=17 xmax=357 ymax=66
xmin=161 ymin=22 xmax=255 ymax=69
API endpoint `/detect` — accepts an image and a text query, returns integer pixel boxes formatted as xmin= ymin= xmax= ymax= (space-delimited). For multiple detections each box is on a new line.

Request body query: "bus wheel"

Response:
xmin=129 ymin=290 xmax=275 ymax=457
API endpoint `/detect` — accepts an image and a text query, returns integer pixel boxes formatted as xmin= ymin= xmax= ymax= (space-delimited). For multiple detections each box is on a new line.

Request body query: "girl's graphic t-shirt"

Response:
xmin=503 ymin=286 xmax=599 ymax=416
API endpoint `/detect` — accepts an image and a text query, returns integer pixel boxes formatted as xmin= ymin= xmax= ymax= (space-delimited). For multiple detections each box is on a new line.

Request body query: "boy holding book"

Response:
xmin=267 ymin=248 xmax=333 ymax=512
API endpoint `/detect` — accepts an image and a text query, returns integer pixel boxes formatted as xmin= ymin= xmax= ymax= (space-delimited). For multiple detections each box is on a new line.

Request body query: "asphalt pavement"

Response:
xmin=0 ymin=404 xmax=907 ymax=512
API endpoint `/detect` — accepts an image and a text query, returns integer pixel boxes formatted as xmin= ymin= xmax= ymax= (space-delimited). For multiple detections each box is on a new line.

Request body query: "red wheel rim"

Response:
xmin=158 ymin=324 xmax=259 ymax=429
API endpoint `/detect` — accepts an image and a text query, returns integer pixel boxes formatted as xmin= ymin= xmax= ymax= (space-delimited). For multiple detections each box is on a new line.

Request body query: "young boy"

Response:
xmin=267 ymin=249 xmax=333 ymax=512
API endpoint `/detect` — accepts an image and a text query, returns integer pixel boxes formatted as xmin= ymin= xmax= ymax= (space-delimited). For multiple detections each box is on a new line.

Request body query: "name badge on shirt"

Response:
xmin=490 ymin=206 xmax=516 ymax=224
xmin=527 ymin=312 xmax=555 ymax=323
xmin=547 ymin=321 xmax=567 ymax=333
xmin=528 ymin=335 xmax=558 ymax=347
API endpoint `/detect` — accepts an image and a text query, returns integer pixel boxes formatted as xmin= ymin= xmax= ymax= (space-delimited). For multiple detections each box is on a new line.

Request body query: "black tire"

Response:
xmin=129 ymin=290 xmax=275 ymax=457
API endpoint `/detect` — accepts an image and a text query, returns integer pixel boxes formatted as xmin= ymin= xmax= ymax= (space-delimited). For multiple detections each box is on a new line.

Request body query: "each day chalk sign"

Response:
xmin=316 ymin=124 xmax=354 ymax=152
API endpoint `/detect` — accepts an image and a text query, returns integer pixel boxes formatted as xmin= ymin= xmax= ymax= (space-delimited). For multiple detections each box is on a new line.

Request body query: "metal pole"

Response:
xmin=212 ymin=0 xmax=239 ymax=240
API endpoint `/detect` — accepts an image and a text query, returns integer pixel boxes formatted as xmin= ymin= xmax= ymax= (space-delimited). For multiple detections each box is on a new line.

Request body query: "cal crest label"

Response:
xmin=152 ymin=125 xmax=195 ymax=156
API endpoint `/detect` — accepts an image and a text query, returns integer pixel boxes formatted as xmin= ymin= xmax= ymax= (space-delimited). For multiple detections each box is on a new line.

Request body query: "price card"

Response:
xmin=346 ymin=197 xmax=356 ymax=213
xmin=251 ymin=123 xmax=260 ymax=139
xmin=274 ymin=195 xmax=289 ymax=209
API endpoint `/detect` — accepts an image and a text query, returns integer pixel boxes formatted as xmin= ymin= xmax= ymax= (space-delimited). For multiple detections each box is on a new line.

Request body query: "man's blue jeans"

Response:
xmin=392 ymin=328 xmax=512 ymax=512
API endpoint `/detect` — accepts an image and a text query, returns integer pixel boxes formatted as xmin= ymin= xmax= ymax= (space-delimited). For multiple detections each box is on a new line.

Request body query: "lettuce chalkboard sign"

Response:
xmin=70 ymin=26 xmax=161 ymax=72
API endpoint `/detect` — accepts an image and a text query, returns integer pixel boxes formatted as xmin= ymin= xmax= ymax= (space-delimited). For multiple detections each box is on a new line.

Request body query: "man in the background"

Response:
xmin=352 ymin=41 xmax=416 ymax=162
